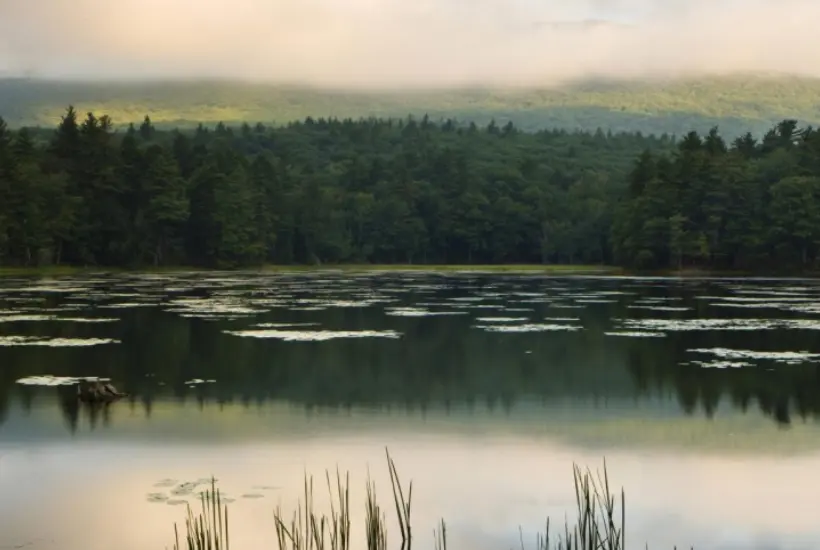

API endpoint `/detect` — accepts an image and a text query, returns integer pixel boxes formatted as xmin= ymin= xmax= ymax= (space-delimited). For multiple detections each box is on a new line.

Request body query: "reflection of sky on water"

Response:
xmin=2 ymin=431 xmax=820 ymax=550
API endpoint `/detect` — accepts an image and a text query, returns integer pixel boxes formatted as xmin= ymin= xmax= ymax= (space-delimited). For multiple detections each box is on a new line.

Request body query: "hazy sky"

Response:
xmin=0 ymin=0 xmax=817 ymax=88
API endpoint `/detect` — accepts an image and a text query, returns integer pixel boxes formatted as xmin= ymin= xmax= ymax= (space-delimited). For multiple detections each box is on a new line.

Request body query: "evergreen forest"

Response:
xmin=0 ymin=107 xmax=819 ymax=271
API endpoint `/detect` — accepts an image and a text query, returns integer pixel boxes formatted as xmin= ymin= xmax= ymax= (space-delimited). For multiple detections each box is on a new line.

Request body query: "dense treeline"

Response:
xmin=0 ymin=107 xmax=818 ymax=270
xmin=613 ymin=120 xmax=820 ymax=269
xmin=0 ymin=106 xmax=672 ymax=267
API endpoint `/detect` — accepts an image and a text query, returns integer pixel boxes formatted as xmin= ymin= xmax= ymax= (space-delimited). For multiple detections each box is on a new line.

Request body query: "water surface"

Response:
xmin=2 ymin=272 xmax=820 ymax=550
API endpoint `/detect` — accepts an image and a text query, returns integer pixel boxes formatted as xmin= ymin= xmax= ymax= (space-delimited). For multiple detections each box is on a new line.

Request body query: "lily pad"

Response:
xmin=154 ymin=479 xmax=178 ymax=488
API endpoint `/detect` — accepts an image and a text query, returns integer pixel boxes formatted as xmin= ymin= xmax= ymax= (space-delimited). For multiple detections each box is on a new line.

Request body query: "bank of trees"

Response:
xmin=0 ymin=107 xmax=818 ymax=270
xmin=613 ymin=120 xmax=820 ymax=269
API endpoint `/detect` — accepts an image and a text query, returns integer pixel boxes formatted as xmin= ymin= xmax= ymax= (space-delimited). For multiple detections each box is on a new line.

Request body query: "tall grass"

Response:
xmin=172 ymin=449 xmax=627 ymax=550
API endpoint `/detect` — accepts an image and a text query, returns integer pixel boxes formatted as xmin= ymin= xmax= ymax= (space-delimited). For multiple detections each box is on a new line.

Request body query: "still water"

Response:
xmin=1 ymin=272 xmax=820 ymax=550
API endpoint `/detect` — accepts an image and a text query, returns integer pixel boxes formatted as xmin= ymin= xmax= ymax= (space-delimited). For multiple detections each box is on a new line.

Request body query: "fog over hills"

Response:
xmin=1 ymin=0 xmax=817 ymax=87
xmin=1 ymin=75 xmax=818 ymax=138
xmin=1 ymin=0 xmax=818 ymax=135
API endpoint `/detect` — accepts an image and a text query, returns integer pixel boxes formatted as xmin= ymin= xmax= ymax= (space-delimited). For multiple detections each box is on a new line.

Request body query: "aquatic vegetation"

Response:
xmin=0 ymin=314 xmax=118 ymax=323
xmin=617 ymin=316 xmax=820 ymax=333
xmin=603 ymin=331 xmax=667 ymax=338
xmin=98 ymin=302 xmax=158 ymax=308
xmin=0 ymin=336 xmax=120 ymax=347
xmin=385 ymin=307 xmax=467 ymax=317
xmin=171 ymin=451 xmax=628 ymax=550
xmin=223 ymin=329 xmax=402 ymax=342
xmin=687 ymin=347 xmax=820 ymax=365
xmin=683 ymin=360 xmax=754 ymax=369
xmin=707 ymin=301 xmax=785 ymax=309
xmin=254 ymin=322 xmax=321 ymax=328
xmin=16 ymin=375 xmax=111 ymax=386
xmin=0 ymin=314 xmax=58 ymax=322
xmin=474 ymin=323 xmax=583 ymax=333
xmin=155 ymin=479 xmax=179 ymax=488
xmin=626 ymin=305 xmax=691 ymax=312
xmin=614 ymin=318 xmax=779 ymax=332
xmin=166 ymin=297 xmax=266 ymax=317
xmin=320 ymin=300 xmax=382 ymax=308
xmin=474 ymin=317 xmax=530 ymax=323
xmin=57 ymin=317 xmax=120 ymax=323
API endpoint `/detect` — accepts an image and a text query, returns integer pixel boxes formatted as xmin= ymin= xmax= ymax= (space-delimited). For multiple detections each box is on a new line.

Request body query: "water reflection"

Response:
xmin=1 ymin=272 xmax=820 ymax=431
xmin=2 ymin=273 xmax=820 ymax=549
xmin=1 ymin=327 xmax=820 ymax=432
xmin=2 ymin=419 xmax=820 ymax=550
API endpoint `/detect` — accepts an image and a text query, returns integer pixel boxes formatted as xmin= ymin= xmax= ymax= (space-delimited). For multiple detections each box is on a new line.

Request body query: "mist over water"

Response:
xmin=0 ymin=0 xmax=818 ymax=87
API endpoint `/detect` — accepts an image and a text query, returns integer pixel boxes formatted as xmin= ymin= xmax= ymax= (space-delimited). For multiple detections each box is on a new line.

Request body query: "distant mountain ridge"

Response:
xmin=1 ymin=74 xmax=819 ymax=137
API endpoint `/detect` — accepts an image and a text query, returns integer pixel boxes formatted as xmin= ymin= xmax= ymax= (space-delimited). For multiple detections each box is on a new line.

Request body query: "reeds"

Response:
xmin=171 ymin=450 xmax=631 ymax=550
xmin=173 ymin=478 xmax=229 ymax=550
xmin=533 ymin=459 xmax=625 ymax=550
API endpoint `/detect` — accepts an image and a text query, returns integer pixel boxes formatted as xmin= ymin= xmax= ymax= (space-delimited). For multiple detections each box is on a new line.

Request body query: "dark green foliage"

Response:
xmin=0 ymin=108 xmax=674 ymax=268
xmin=0 ymin=106 xmax=817 ymax=270
xmin=613 ymin=120 xmax=820 ymax=270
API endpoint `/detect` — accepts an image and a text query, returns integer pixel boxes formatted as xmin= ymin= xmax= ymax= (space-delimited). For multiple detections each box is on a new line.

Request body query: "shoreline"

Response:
xmin=0 ymin=264 xmax=620 ymax=277
xmin=0 ymin=263 xmax=819 ymax=278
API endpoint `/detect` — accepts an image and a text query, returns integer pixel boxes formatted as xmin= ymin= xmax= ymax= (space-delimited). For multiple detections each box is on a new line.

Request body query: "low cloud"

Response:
xmin=0 ymin=0 xmax=817 ymax=88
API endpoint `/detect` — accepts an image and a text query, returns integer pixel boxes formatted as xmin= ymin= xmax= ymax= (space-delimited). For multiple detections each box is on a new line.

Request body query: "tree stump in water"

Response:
xmin=76 ymin=381 xmax=127 ymax=404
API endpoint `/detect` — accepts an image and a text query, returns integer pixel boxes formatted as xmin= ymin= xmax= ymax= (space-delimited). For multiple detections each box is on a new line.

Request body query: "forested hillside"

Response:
xmin=0 ymin=107 xmax=818 ymax=271
xmin=2 ymin=75 xmax=820 ymax=137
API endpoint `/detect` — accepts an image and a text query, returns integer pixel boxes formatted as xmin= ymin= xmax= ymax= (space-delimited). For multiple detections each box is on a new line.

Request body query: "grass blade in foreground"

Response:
xmin=171 ymin=450 xmax=648 ymax=550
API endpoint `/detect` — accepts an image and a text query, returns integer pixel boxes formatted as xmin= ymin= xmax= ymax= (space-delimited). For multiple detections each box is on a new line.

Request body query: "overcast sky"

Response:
xmin=0 ymin=0 xmax=816 ymax=88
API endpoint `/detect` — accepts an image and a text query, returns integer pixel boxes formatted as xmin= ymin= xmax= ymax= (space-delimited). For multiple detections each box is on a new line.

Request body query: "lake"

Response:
xmin=1 ymin=271 xmax=820 ymax=550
